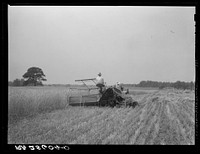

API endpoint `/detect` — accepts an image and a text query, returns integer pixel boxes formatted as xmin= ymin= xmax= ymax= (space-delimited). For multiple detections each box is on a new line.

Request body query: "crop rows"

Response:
xmin=8 ymin=88 xmax=195 ymax=145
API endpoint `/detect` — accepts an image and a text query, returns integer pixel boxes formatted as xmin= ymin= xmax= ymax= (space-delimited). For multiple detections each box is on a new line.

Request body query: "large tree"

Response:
xmin=23 ymin=67 xmax=47 ymax=86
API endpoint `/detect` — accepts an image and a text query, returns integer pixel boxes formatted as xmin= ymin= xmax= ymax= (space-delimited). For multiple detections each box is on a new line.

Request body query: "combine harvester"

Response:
xmin=68 ymin=78 xmax=138 ymax=108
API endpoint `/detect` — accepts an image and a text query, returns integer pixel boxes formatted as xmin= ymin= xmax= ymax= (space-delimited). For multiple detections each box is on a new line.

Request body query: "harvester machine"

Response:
xmin=68 ymin=78 xmax=138 ymax=108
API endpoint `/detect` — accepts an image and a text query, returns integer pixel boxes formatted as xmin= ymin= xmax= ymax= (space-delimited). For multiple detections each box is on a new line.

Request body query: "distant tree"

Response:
xmin=190 ymin=81 xmax=195 ymax=90
xmin=23 ymin=67 xmax=47 ymax=86
xmin=12 ymin=79 xmax=20 ymax=86
xmin=12 ymin=78 xmax=24 ymax=86
xmin=8 ymin=81 xmax=13 ymax=86
xmin=159 ymin=85 xmax=165 ymax=89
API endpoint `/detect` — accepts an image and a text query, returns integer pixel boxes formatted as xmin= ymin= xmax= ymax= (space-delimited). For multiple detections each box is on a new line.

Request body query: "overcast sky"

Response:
xmin=8 ymin=6 xmax=195 ymax=85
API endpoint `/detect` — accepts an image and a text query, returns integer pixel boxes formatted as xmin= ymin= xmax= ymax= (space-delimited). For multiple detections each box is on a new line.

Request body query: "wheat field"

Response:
xmin=8 ymin=86 xmax=195 ymax=145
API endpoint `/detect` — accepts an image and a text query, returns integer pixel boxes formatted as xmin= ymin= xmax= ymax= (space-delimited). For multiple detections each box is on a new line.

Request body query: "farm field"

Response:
xmin=8 ymin=86 xmax=195 ymax=145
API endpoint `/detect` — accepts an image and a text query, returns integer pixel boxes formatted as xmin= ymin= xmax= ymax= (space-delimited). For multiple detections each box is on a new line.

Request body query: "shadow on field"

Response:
xmin=69 ymin=101 xmax=139 ymax=108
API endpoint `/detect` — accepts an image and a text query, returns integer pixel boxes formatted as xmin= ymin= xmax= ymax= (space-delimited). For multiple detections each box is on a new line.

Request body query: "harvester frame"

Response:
xmin=67 ymin=78 xmax=101 ymax=107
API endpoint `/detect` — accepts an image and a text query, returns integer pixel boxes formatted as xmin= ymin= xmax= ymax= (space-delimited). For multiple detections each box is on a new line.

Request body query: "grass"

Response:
xmin=8 ymin=86 xmax=195 ymax=145
xmin=8 ymin=86 xmax=68 ymax=124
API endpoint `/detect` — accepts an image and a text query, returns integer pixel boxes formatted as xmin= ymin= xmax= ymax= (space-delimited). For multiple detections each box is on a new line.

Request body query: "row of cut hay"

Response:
xmin=8 ymin=86 xmax=69 ymax=124
xmin=132 ymin=89 xmax=195 ymax=145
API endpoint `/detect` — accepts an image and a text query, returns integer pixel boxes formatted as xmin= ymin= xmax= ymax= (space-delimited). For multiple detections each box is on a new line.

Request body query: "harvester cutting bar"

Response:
xmin=68 ymin=93 xmax=100 ymax=106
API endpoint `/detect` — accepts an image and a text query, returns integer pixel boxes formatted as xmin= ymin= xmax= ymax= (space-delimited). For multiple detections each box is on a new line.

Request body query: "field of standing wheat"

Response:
xmin=8 ymin=86 xmax=195 ymax=145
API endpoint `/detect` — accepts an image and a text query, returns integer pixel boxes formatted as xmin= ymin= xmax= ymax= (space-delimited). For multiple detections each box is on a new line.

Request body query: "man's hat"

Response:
xmin=98 ymin=72 xmax=101 ymax=76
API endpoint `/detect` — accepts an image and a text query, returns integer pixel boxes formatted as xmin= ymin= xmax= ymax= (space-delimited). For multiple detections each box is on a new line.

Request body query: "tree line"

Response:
xmin=123 ymin=80 xmax=195 ymax=90
xmin=9 ymin=67 xmax=195 ymax=90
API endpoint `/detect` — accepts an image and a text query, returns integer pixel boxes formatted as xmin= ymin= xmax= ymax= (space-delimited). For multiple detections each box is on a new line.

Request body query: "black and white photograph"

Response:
xmin=7 ymin=5 xmax=195 ymax=147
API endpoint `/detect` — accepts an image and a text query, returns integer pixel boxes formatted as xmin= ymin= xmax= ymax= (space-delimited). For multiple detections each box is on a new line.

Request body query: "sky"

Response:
xmin=8 ymin=6 xmax=195 ymax=85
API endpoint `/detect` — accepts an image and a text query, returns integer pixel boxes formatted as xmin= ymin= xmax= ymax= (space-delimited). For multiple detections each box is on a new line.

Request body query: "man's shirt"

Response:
xmin=96 ymin=76 xmax=104 ymax=84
